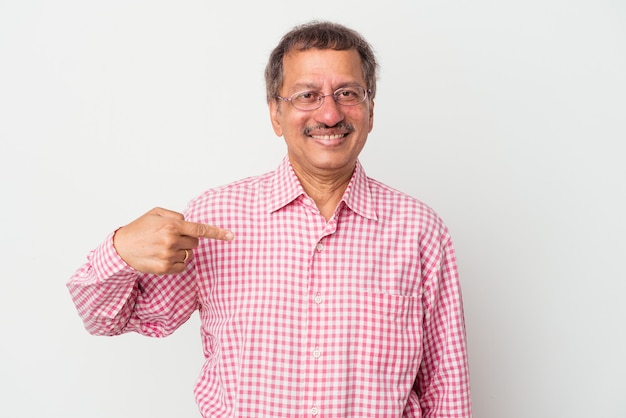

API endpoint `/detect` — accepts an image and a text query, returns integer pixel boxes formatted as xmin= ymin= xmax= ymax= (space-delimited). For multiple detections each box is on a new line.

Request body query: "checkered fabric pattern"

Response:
xmin=68 ymin=156 xmax=471 ymax=417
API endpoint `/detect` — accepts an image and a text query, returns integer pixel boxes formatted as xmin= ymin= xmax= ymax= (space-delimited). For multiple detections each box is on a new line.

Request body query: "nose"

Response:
xmin=315 ymin=95 xmax=344 ymax=126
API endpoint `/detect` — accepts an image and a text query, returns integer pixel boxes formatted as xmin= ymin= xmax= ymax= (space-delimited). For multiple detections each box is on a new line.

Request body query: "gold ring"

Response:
xmin=182 ymin=249 xmax=189 ymax=263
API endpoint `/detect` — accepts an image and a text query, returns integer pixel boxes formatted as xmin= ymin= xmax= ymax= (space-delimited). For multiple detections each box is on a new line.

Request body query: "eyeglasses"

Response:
xmin=276 ymin=86 xmax=371 ymax=111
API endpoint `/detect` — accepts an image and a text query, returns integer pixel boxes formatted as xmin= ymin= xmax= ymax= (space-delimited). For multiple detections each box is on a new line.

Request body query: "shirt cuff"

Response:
xmin=91 ymin=230 xmax=138 ymax=281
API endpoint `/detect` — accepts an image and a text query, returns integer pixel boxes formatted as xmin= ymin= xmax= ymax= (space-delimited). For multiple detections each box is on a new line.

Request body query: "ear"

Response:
xmin=368 ymin=99 xmax=375 ymax=132
xmin=269 ymin=100 xmax=283 ymax=137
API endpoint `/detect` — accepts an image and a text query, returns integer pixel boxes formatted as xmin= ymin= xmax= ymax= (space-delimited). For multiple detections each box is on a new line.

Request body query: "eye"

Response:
xmin=338 ymin=88 xmax=358 ymax=98
xmin=294 ymin=91 xmax=320 ymax=103
xmin=335 ymin=87 xmax=363 ymax=103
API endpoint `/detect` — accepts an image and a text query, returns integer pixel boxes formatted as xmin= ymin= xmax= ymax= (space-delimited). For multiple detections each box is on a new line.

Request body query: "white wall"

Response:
xmin=1 ymin=1 xmax=624 ymax=416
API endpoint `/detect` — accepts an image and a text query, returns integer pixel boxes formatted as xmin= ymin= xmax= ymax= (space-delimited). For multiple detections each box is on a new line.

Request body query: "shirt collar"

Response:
xmin=341 ymin=160 xmax=378 ymax=221
xmin=268 ymin=156 xmax=378 ymax=221
xmin=267 ymin=156 xmax=306 ymax=213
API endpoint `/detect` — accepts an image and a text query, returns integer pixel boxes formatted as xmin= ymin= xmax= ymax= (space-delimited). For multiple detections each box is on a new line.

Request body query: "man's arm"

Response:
xmin=411 ymin=233 xmax=472 ymax=417
xmin=66 ymin=207 xmax=234 ymax=337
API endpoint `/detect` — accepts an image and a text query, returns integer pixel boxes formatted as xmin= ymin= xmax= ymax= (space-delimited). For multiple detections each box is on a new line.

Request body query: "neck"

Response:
xmin=291 ymin=162 xmax=355 ymax=221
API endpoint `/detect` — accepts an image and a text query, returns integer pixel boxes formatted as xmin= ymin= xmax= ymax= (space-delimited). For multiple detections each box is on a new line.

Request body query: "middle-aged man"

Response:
xmin=68 ymin=21 xmax=472 ymax=417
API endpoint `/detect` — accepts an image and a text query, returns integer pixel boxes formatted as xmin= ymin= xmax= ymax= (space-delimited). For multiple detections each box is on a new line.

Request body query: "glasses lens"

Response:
xmin=334 ymin=87 xmax=367 ymax=105
xmin=292 ymin=92 xmax=322 ymax=110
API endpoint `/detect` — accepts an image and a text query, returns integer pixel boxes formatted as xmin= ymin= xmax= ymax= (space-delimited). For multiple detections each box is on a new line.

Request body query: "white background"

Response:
xmin=1 ymin=1 xmax=625 ymax=417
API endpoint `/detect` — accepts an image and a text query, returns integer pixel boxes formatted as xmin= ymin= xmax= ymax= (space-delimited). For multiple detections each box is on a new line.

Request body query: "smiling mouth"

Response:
xmin=309 ymin=133 xmax=348 ymax=140
xmin=304 ymin=123 xmax=354 ymax=140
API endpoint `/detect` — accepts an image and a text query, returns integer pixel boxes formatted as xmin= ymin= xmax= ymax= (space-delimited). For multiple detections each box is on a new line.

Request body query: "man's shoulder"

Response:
xmin=188 ymin=171 xmax=274 ymax=207
xmin=365 ymin=176 xmax=448 ymax=231
xmin=368 ymin=177 xmax=436 ymax=212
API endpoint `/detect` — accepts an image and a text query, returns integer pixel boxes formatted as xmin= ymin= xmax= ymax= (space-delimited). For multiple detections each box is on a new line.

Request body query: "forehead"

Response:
xmin=281 ymin=48 xmax=365 ymax=91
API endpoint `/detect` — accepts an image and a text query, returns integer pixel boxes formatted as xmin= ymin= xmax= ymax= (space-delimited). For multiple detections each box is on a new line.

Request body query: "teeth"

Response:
xmin=311 ymin=134 xmax=344 ymax=140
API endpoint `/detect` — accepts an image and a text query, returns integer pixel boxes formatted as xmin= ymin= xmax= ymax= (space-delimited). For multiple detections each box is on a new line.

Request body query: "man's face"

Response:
xmin=269 ymin=48 xmax=374 ymax=179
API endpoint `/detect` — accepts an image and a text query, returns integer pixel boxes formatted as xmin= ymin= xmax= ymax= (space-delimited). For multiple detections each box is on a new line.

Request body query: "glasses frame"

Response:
xmin=276 ymin=86 xmax=371 ymax=111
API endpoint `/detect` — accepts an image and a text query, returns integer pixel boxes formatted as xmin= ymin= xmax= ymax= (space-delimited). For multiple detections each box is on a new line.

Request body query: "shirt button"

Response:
xmin=311 ymin=405 xmax=319 ymax=416
xmin=303 ymin=198 xmax=313 ymax=206
xmin=314 ymin=293 xmax=323 ymax=304
xmin=316 ymin=243 xmax=324 ymax=252
xmin=312 ymin=347 xmax=321 ymax=358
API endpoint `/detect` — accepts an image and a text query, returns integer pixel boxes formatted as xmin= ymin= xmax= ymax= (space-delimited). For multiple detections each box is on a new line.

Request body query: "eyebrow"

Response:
xmin=290 ymin=81 xmax=363 ymax=93
xmin=290 ymin=82 xmax=321 ymax=92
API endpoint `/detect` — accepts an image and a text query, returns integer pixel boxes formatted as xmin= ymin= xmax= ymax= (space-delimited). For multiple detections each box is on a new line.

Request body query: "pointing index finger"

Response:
xmin=181 ymin=220 xmax=234 ymax=241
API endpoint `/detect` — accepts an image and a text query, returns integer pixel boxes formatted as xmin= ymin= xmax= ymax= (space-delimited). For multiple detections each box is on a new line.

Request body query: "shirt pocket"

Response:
xmin=335 ymin=291 xmax=422 ymax=378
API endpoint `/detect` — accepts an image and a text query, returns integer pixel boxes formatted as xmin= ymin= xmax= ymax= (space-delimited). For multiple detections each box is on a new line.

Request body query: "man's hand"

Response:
xmin=113 ymin=207 xmax=234 ymax=275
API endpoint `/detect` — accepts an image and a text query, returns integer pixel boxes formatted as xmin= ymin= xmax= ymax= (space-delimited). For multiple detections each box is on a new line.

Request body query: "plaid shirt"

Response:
xmin=68 ymin=156 xmax=471 ymax=417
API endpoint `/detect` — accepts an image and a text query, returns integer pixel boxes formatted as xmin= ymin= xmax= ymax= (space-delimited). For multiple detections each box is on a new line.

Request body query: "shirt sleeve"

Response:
xmin=411 ymin=229 xmax=472 ymax=417
xmin=66 ymin=231 xmax=199 ymax=337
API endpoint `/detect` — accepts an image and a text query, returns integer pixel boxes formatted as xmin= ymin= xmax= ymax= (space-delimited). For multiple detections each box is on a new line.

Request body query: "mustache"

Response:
xmin=303 ymin=122 xmax=355 ymax=136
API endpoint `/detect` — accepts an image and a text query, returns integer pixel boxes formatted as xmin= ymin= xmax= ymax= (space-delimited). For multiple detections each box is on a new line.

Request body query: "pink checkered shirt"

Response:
xmin=68 ymin=156 xmax=471 ymax=417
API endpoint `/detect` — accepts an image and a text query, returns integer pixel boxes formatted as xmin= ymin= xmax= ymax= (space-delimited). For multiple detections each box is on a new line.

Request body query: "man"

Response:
xmin=68 ymin=21 xmax=472 ymax=417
